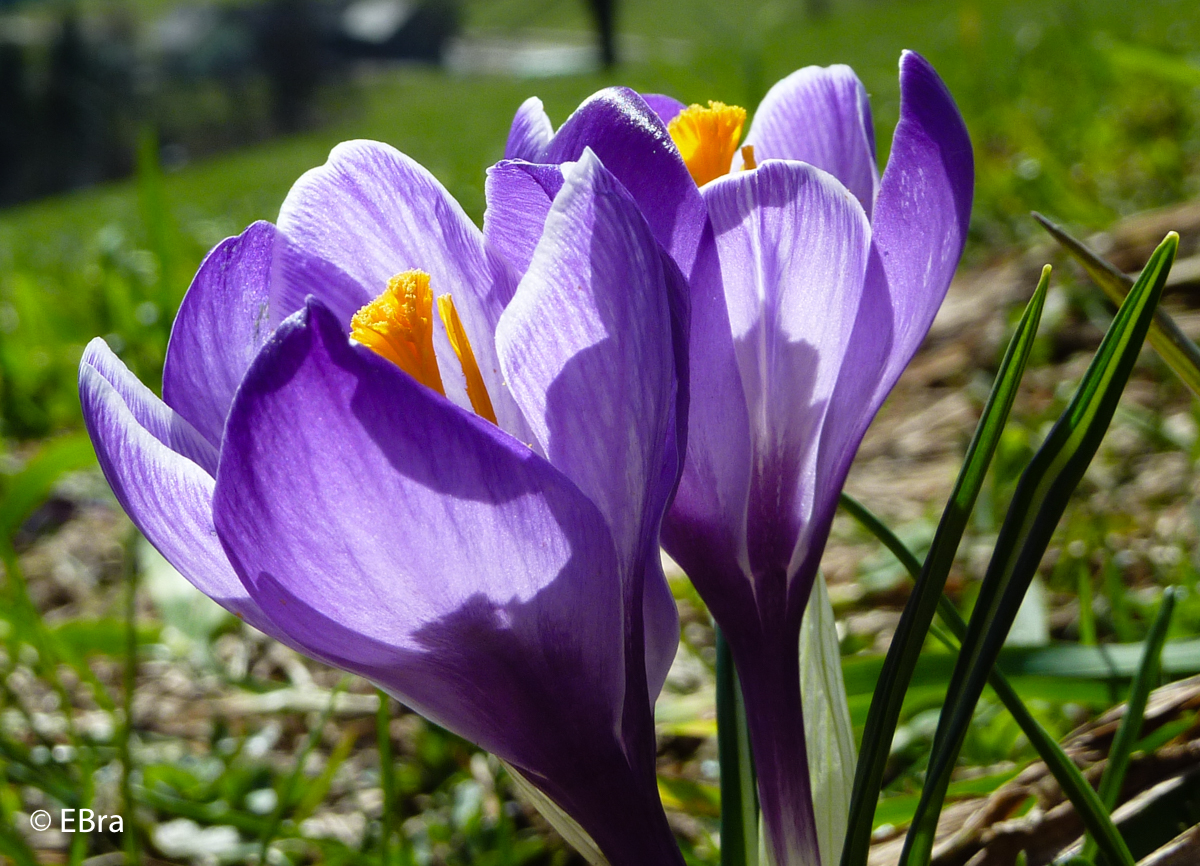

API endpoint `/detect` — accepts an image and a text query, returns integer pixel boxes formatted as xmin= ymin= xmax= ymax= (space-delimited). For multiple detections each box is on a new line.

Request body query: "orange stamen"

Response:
xmin=351 ymin=270 xmax=444 ymax=395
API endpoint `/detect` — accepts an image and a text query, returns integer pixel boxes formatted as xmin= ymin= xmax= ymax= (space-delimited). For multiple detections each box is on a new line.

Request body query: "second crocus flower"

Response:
xmin=662 ymin=53 xmax=973 ymax=866
xmin=494 ymin=50 xmax=973 ymax=866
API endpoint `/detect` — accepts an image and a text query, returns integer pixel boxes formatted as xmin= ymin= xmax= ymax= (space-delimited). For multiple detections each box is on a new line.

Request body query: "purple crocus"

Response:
xmin=494 ymin=52 xmax=973 ymax=866
xmin=79 ymin=144 xmax=690 ymax=866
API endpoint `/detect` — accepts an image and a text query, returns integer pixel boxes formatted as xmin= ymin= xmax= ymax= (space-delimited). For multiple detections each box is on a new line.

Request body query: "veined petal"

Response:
xmin=660 ymin=226 xmax=756 ymax=635
xmin=505 ymin=96 xmax=555 ymax=161
xmin=741 ymin=64 xmax=880 ymax=217
xmin=79 ymin=340 xmax=281 ymax=639
xmin=483 ymin=160 xmax=564 ymax=279
xmin=162 ymin=221 xmax=370 ymax=449
xmin=702 ymin=160 xmax=871 ymax=587
xmin=494 ymin=151 xmax=683 ymax=743
xmin=640 ymin=93 xmax=686 ymax=127
xmin=542 ymin=88 xmax=708 ymax=278
xmin=277 ymin=140 xmax=529 ymax=438
xmin=867 ymin=50 xmax=972 ymax=384
xmin=815 ymin=52 xmax=973 ymax=546
xmin=213 ymin=299 xmax=627 ymax=771
xmin=85 ymin=339 xmax=218 ymax=475
xmin=496 ymin=151 xmax=676 ymax=587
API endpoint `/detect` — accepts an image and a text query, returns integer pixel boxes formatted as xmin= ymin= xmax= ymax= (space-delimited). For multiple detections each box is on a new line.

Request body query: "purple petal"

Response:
xmin=79 ymin=340 xmax=282 ymax=638
xmin=702 ymin=161 xmax=871 ymax=585
xmin=815 ymin=52 xmax=973 ymax=545
xmin=494 ymin=151 xmax=683 ymax=740
xmin=213 ymin=298 xmax=629 ymax=779
xmin=214 ymin=299 xmax=688 ymax=865
xmin=867 ymin=50 xmax=972 ymax=382
xmin=85 ymin=339 xmax=218 ymax=474
xmin=742 ymin=65 xmax=880 ymax=217
xmin=640 ymin=93 xmax=686 ymax=127
xmin=505 ymin=96 xmax=555 ymax=161
xmin=162 ymin=222 xmax=370 ymax=449
xmin=482 ymin=160 xmax=564 ymax=279
xmin=541 ymin=88 xmax=708 ymax=278
xmin=277 ymin=140 xmax=528 ymax=436
xmin=495 ymin=151 xmax=677 ymax=586
xmin=660 ymin=227 xmax=755 ymax=629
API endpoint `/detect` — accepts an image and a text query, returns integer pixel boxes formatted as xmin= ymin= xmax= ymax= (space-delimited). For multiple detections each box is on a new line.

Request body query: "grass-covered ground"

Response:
xmin=3 ymin=0 xmax=1200 ymax=863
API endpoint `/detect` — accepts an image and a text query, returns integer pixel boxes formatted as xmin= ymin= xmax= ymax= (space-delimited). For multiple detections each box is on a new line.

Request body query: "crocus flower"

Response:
xmin=494 ymin=52 xmax=973 ymax=866
xmin=79 ymin=144 xmax=691 ymax=866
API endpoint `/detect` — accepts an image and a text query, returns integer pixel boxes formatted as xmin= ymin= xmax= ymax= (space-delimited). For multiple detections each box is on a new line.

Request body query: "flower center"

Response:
xmin=667 ymin=101 xmax=751 ymax=186
xmin=351 ymin=269 xmax=497 ymax=424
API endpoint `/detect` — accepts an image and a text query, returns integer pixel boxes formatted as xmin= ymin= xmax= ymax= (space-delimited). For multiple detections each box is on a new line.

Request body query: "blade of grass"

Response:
xmin=716 ymin=627 xmax=758 ymax=866
xmin=120 ymin=531 xmax=142 ymax=866
xmin=1033 ymin=213 xmax=1200 ymax=399
xmin=899 ymin=233 xmax=1178 ymax=866
xmin=1080 ymin=587 xmax=1178 ymax=862
xmin=378 ymin=688 xmax=397 ymax=865
xmin=840 ymin=493 xmax=1135 ymax=866
xmin=0 ymin=815 xmax=38 ymax=866
xmin=1078 ymin=561 xmax=1097 ymax=646
xmin=258 ymin=676 xmax=348 ymax=863
xmin=840 ymin=267 xmax=1049 ymax=866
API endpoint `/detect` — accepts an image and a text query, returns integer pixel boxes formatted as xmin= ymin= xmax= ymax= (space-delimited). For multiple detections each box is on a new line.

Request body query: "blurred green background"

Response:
xmin=1 ymin=0 xmax=1199 ymax=438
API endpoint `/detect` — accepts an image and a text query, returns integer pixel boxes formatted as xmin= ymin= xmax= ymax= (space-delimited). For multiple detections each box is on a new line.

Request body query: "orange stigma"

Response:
xmin=351 ymin=270 xmax=444 ymax=395
xmin=667 ymin=101 xmax=747 ymax=186
xmin=436 ymin=294 xmax=497 ymax=425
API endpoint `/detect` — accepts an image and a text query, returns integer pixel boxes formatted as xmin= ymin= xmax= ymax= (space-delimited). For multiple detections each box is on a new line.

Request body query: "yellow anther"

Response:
xmin=351 ymin=270 xmax=444 ymax=395
xmin=741 ymin=144 xmax=757 ymax=171
xmin=667 ymin=101 xmax=747 ymax=187
xmin=436 ymin=294 xmax=497 ymax=425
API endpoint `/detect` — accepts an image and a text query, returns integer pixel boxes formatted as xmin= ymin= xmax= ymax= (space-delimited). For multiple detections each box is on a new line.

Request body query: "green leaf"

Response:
xmin=800 ymin=575 xmax=855 ymax=866
xmin=717 ymin=627 xmax=758 ymax=866
xmin=900 ymin=232 xmax=1177 ymax=866
xmin=840 ymin=267 xmax=1049 ymax=866
xmin=839 ymin=494 xmax=1136 ymax=866
xmin=1081 ymin=587 xmax=1178 ymax=862
xmin=1034 ymin=213 xmax=1200 ymax=400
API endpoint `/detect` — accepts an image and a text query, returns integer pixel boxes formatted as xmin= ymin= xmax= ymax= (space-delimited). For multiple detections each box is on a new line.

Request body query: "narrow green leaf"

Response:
xmin=1081 ymin=587 xmax=1179 ymax=862
xmin=840 ymin=267 xmax=1049 ymax=866
xmin=840 ymin=494 xmax=1134 ymax=866
xmin=1034 ymin=213 xmax=1200 ymax=400
xmin=800 ymin=574 xmax=856 ymax=866
xmin=717 ymin=627 xmax=758 ymax=866
xmin=900 ymin=233 xmax=1177 ymax=866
